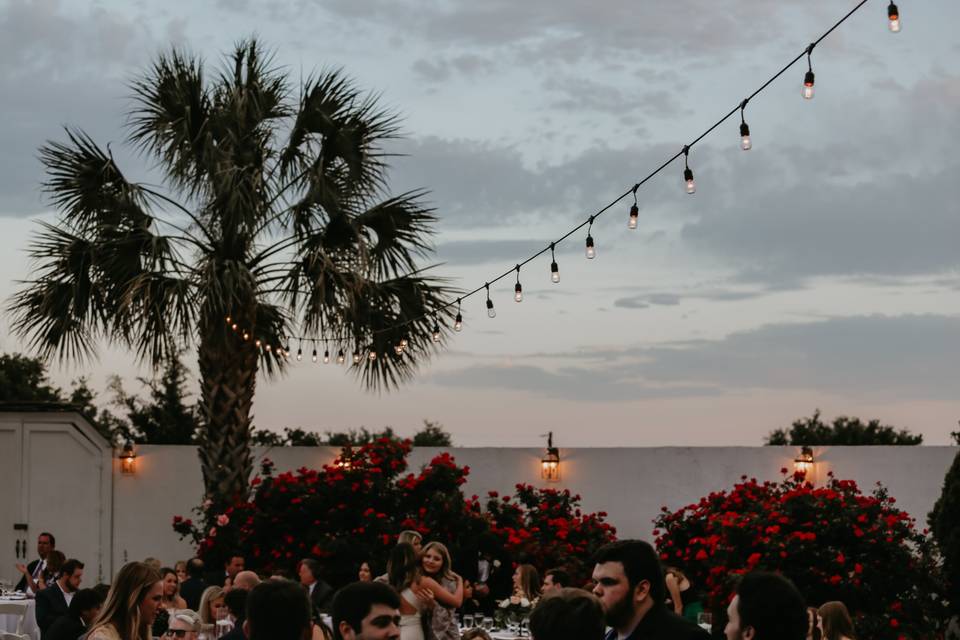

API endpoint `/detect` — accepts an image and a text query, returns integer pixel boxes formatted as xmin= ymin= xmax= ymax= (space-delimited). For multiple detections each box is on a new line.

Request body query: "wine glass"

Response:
xmin=482 ymin=617 xmax=494 ymax=631
xmin=462 ymin=614 xmax=473 ymax=629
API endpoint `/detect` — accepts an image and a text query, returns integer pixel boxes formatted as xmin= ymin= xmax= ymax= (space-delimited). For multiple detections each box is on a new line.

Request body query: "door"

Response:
xmin=0 ymin=420 xmax=22 ymax=586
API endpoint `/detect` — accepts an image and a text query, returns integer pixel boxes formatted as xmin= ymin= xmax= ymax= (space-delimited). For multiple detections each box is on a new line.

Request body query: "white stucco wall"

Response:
xmin=112 ymin=444 xmax=958 ymax=570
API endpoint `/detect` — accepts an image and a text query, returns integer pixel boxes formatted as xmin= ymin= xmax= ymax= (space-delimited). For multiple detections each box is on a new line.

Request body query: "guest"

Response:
xmin=806 ymin=607 xmax=822 ymax=640
xmin=175 ymin=561 xmax=188 ymax=584
xmin=45 ymin=587 xmax=104 ymax=640
xmin=420 ymin=542 xmax=463 ymax=640
xmin=333 ymin=581 xmax=401 ymax=640
xmin=460 ymin=631 xmax=492 ymax=640
xmin=723 ymin=571 xmax=807 ymax=640
xmin=817 ymin=601 xmax=857 ymax=640
xmin=219 ymin=588 xmax=249 ymax=640
xmin=37 ymin=558 xmax=84 ymax=638
xmin=530 ymin=588 xmax=606 ymax=640
xmin=14 ymin=531 xmax=55 ymax=594
xmin=591 ymin=540 xmax=708 ymax=640
xmin=232 ymin=570 xmax=261 ymax=592
xmin=165 ymin=609 xmax=202 ymax=639
xmin=23 ymin=550 xmax=66 ymax=594
xmin=144 ymin=558 xmax=162 ymax=572
xmin=387 ymin=543 xmax=433 ymax=640
xmin=209 ymin=555 xmax=245 ymax=588
xmin=160 ymin=567 xmax=188 ymax=610
xmin=271 ymin=569 xmax=295 ymax=581
xmin=243 ymin=579 xmax=313 ymax=640
xmin=198 ymin=586 xmax=225 ymax=625
xmin=459 ymin=579 xmax=482 ymax=616
xmin=179 ymin=558 xmax=207 ymax=612
xmin=397 ymin=531 xmax=423 ymax=554
xmin=86 ymin=562 xmax=163 ymax=640
xmin=512 ymin=564 xmax=541 ymax=602
xmin=299 ymin=558 xmax=335 ymax=614
xmin=542 ymin=568 xmax=571 ymax=594
xmin=358 ymin=561 xmax=375 ymax=583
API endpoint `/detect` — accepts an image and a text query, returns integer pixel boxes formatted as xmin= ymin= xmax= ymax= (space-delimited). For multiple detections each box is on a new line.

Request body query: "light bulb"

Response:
xmin=394 ymin=344 xmax=403 ymax=356
xmin=225 ymin=316 xmax=232 ymax=324
xmin=231 ymin=323 xmax=238 ymax=331
xmin=353 ymin=351 xmax=361 ymax=364
xmin=514 ymin=282 xmax=523 ymax=302
xmin=242 ymin=332 xmax=249 ymax=341
xmin=888 ymin=2 xmax=900 ymax=32
xmin=740 ymin=122 xmax=752 ymax=150
xmin=337 ymin=350 xmax=346 ymax=365
xmin=255 ymin=339 xmax=262 ymax=348
xmin=550 ymin=261 xmax=560 ymax=283
xmin=486 ymin=298 xmax=496 ymax=318
xmin=802 ymin=71 xmax=815 ymax=100
xmin=432 ymin=324 xmax=441 ymax=342
xmin=311 ymin=348 xmax=318 ymax=363
xmin=297 ymin=347 xmax=303 ymax=361
xmin=585 ymin=235 xmax=596 ymax=259
xmin=628 ymin=204 xmax=639 ymax=230
xmin=400 ymin=337 xmax=408 ymax=351
xmin=454 ymin=312 xmax=463 ymax=332
xmin=684 ymin=168 xmax=696 ymax=194
xmin=323 ymin=350 xmax=330 ymax=364
xmin=368 ymin=350 xmax=377 ymax=361
xmin=265 ymin=344 xmax=272 ymax=352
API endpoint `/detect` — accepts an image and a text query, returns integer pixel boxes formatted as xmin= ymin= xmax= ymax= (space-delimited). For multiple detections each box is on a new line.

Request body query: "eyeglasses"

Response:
xmin=165 ymin=630 xmax=194 ymax=638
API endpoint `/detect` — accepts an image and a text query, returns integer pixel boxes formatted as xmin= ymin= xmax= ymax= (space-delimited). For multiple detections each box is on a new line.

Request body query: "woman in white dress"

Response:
xmin=388 ymin=542 xmax=461 ymax=640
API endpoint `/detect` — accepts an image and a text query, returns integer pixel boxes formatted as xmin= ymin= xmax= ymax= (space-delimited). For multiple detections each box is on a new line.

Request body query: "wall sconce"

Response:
xmin=793 ymin=446 xmax=815 ymax=476
xmin=119 ymin=442 xmax=137 ymax=475
xmin=541 ymin=432 xmax=560 ymax=482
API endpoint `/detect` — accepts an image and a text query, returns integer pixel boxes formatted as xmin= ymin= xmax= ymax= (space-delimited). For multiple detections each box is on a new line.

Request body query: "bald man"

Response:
xmin=232 ymin=571 xmax=261 ymax=591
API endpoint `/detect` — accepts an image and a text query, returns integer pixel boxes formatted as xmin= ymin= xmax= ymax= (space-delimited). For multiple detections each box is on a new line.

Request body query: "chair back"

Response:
xmin=0 ymin=601 xmax=27 ymax=635
xmin=0 ymin=632 xmax=30 ymax=640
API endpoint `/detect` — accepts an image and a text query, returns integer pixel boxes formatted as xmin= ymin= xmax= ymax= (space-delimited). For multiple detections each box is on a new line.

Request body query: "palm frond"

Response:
xmin=354 ymin=190 xmax=437 ymax=278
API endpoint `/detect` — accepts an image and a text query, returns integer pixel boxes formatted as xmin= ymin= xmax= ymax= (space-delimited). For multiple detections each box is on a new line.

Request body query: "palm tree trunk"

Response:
xmin=197 ymin=326 xmax=258 ymax=506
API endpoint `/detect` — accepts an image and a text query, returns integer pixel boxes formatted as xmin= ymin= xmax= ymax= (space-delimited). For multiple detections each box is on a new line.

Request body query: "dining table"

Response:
xmin=0 ymin=594 xmax=40 ymax=640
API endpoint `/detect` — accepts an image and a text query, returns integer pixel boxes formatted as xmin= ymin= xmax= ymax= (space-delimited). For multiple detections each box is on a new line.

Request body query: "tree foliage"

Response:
xmin=766 ymin=410 xmax=922 ymax=446
xmin=929 ymin=449 xmax=960 ymax=615
xmin=251 ymin=420 xmax=452 ymax=447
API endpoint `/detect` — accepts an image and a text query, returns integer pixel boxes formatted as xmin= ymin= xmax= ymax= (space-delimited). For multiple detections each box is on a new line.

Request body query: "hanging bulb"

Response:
xmin=311 ymin=347 xmax=318 ymax=363
xmin=323 ymin=349 xmax=330 ymax=364
xmin=454 ymin=312 xmax=463 ymax=331
xmin=337 ymin=349 xmax=346 ymax=365
xmin=432 ymin=323 xmax=441 ymax=342
xmin=242 ymin=331 xmax=249 ymax=341
xmin=740 ymin=122 xmax=752 ymax=150
xmin=888 ymin=2 xmax=900 ymax=32
xmin=514 ymin=282 xmax=523 ymax=302
xmin=394 ymin=344 xmax=403 ymax=356
xmin=550 ymin=261 xmax=560 ymax=283
xmin=352 ymin=350 xmax=361 ymax=364
xmin=684 ymin=168 xmax=696 ymax=194
xmin=368 ymin=350 xmax=377 ymax=361
xmin=628 ymin=204 xmax=639 ymax=230
xmin=486 ymin=298 xmax=496 ymax=318
xmin=265 ymin=344 xmax=272 ymax=352
xmin=400 ymin=337 xmax=408 ymax=352
xmin=231 ymin=323 xmax=238 ymax=331
xmin=255 ymin=339 xmax=262 ymax=348
xmin=225 ymin=316 xmax=232 ymax=324
xmin=585 ymin=235 xmax=596 ymax=259
xmin=297 ymin=347 xmax=303 ymax=361
xmin=802 ymin=70 xmax=815 ymax=100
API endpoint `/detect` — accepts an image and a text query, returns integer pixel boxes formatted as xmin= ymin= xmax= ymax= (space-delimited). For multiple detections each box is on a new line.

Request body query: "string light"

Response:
xmin=242 ymin=331 xmax=249 ymax=341
xmin=323 ymin=349 xmax=330 ymax=364
xmin=311 ymin=342 xmax=318 ymax=362
xmin=368 ymin=350 xmax=377 ymax=361
xmin=683 ymin=146 xmax=696 ymax=194
xmin=628 ymin=189 xmax=639 ymax=230
xmin=352 ymin=350 xmax=361 ymax=364
xmin=337 ymin=349 xmax=346 ymax=365
xmin=454 ymin=298 xmax=463 ymax=332
xmin=432 ymin=320 xmax=441 ymax=343
xmin=803 ymin=43 xmax=816 ymax=100
xmin=255 ymin=339 xmax=262 ymax=348
xmin=585 ymin=216 xmax=596 ymax=259
xmin=514 ymin=266 xmax=523 ymax=302
xmin=739 ymin=99 xmax=752 ymax=150
xmin=550 ymin=243 xmax=560 ymax=284
xmin=888 ymin=1 xmax=900 ymax=32
xmin=297 ymin=339 xmax=303 ymax=361
xmin=485 ymin=283 xmax=496 ymax=318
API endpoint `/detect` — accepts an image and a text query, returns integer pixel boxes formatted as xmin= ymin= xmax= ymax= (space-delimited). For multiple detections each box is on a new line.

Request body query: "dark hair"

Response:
xmin=62 ymin=559 xmax=84 ymax=576
xmin=818 ymin=601 xmax=857 ymax=640
xmin=39 ymin=532 xmax=56 ymax=547
xmin=161 ymin=567 xmax=177 ymax=580
xmin=593 ymin=540 xmax=664 ymax=603
xmin=187 ymin=558 xmax=205 ymax=578
xmin=529 ymin=588 xmax=605 ymax=640
xmin=92 ymin=583 xmax=111 ymax=601
xmin=246 ymin=580 xmax=312 ymax=640
xmin=300 ymin=558 xmax=321 ymax=581
xmin=68 ymin=588 xmax=104 ymax=616
xmin=544 ymin=568 xmax=571 ymax=588
xmin=225 ymin=555 xmax=244 ymax=567
xmin=224 ymin=587 xmax=249 ymax=620
xmin=736 ymin=572 xmax=807 ymax=640
xmin=333 ymin=582 xmax=400 ymax=640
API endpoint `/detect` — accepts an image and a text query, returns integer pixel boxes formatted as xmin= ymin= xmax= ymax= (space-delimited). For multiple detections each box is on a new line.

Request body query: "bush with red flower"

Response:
xmin=654 ymin=470 xmax=946 ymax=639
xmin=173 ymin=439 xmax=615 ymax=590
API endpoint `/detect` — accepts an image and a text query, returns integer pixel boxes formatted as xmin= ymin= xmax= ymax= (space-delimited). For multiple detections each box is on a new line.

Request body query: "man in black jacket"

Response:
xmin=723 ymin=572 xmax=807 ymax=640
xmin=179 ymin=557 xmax=208 ymax=611
xmin=14 ymin=532 xmax=55 ymax=593
xmin=35 ymin=559 xmax=84 ymax=639
xmin=44 ymin=587 xmax=103 ymax=640
xmin=592 ymin=541 xmax=709 ymax=640
xmin=298 ymin=558 xmax=334 ymax=615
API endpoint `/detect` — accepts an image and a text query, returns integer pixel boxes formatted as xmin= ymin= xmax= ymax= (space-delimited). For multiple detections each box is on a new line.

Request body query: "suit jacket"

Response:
xmin=220 ymin=617 xmax=246 ymax=640
xmin=36 ymin=583 xmax=70 ymax=637
xmin=180 ymin=577 xmax=208 ymax=611
xmin=14 ymin=559 xmax=41 ymax=592
xmin=604 ymin=603 xmax=710 ymax=640
xmin=307 ymin=580 xmax=334 ymax=615
xmin=44 ymin=614 xmax=85 ymax=640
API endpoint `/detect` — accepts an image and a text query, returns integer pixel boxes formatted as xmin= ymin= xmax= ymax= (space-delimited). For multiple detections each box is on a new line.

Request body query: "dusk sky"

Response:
xmin=1 ymin=0 xmax=958 ymax=446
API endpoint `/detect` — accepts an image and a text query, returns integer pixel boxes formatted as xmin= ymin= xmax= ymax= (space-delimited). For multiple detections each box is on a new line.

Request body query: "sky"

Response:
xmin=0 ymin=0 xmax=958 ymax=446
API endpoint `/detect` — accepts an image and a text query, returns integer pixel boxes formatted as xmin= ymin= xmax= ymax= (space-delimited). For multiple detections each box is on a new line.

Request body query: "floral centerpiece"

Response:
xmin=495 ymin=594 xmax=538 ymax=629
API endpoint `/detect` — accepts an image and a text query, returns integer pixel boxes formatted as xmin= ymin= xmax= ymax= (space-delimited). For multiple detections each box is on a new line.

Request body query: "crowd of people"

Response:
xmin=10 ymin=530 xmax=862 ymax=640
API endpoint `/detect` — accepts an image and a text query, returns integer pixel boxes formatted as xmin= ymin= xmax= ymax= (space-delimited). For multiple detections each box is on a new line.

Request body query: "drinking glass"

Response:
xmin=215 ymin=608 xmax=234 ymax=638
xmin=462 ymin=614 xmax=474 ymax=629
xmin=520 ymin=616 xmax=530 ymax=637
xmin=482 ymin=617 xmax=494 ymax=631
xmin=698 ymin=612 xmax=713 ymax=629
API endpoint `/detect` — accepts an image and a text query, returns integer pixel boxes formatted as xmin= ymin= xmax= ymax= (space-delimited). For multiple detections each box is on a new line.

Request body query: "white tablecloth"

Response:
xmin=0 ymin=597 xmax=40 ymax=640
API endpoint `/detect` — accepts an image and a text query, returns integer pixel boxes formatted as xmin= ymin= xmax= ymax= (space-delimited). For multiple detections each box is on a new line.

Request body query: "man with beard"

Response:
xmin=723 ymin=572 xmax=807 ymax=640
xmin=592 ymin=541 xmax=708 ymax=640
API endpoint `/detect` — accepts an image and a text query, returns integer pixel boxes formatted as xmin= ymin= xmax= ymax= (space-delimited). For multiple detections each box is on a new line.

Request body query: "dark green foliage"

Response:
xmin=930 ymin=449 xmax=960 ymax=615
xmin=766 ymin=410 xmax=922 ymax=445
xmin=412 ymin=419 xmax=452 ymax=446
xmin=0 ymin=352 xmax=62 ymax=402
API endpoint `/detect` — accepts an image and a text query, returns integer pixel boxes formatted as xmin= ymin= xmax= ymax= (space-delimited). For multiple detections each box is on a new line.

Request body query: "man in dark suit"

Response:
xmin=724 ymin=572 xmax=808 ymax=640
xmin=44 ymin=587 xmax=103 ymax=640
xmin=36 ymin=558 xmax=84 ymax=639
xmin=592 ymin=541 xmax=709 ymax=640
xmin=179 ymin=557 xmax=208 ymax=611
xmin=298 ymin=558 xmax=334 ymax=615
xmin=207 ymin=554 xmax=245 ymax=588
xmin=219 ymin=587 xmax=249 ymax=640
xmin=14 ymin=531 xmax=55 ymax=593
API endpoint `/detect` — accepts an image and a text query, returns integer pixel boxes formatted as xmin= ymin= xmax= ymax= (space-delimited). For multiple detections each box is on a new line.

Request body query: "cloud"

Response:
xmin=432 ymin=314 xmax=960 ymax=401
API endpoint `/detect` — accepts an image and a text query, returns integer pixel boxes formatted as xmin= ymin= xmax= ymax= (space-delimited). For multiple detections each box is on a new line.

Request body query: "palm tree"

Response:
xmin=7 ymin=39 xmax=454 ymax=505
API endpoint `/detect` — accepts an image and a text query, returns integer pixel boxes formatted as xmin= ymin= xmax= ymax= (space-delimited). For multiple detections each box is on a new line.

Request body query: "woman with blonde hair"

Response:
xmin=420 ymin=542 xmax=463 ymax=640
xmin=198 ymin=586 xmax=225 ymax=625
xmin=87 ymin=562 xmax=163 ymax=640
xmin=818 ymin=601 xmax=857 ymax=640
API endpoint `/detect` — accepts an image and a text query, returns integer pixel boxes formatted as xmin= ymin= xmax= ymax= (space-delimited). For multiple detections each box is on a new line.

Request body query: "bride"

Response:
xmin=387 ymin=542 xmax=460 ymax=640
